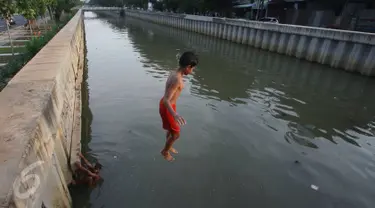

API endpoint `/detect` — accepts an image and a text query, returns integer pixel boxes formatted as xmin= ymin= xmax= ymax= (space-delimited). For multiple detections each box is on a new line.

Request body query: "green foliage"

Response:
xmin=51 ymin=0 xmax=78 ymax=21
xmin=0 ymin=14 xmax=73 ymax=91
xmin=16 ymin=0 xmax=38 ymax=20
xmin=90 ymin=0 xmax=125 ymax=7
xmin=152 ymin=1 xmax=164 ymax=11
xmin=2 ymin=0 xmax=77 ymax=22
xmin=24 ymin=19 xmax=66 ymax=56
xmin=26 ymin=37 xmax=46 ymax=56
xmin=0 ymin=0 xmax=17 ymax=19
xmin=14 ymin=0 xmax=77 ymax=22
xmin=0 ymin=53 xmax=32 ymax=88
xmin=35 ymin=0 xmax=47 ymax=16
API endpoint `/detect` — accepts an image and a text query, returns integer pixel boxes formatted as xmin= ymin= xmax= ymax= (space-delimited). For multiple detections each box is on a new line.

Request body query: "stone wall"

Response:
xmin=0 ymin=10 xmax=84 ymax=208
xmin=125 ymin=10 xmax=375 ymax=76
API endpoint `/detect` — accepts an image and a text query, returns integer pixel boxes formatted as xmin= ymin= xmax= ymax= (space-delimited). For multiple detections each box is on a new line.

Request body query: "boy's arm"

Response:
xmin=163 ymin=77 xmax=186 ymax=125
xmin=78 ymin=152 xmax=94 ymax=169
xmin=75 ymin=162 xmax=97 ymax=177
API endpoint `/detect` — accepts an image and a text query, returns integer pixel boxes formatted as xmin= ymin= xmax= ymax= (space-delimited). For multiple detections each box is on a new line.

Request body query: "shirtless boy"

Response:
xmin=72 ymin=152 xmax=102 ymax=187
xmin=159 ymin=51 xmax=199 ymax=161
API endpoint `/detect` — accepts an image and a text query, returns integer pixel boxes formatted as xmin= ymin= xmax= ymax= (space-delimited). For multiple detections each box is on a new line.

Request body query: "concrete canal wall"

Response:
xmin=125 ymin=10 xmax=375 ymax=76
xmin=0 ymin=10 xmax=84 ymax=208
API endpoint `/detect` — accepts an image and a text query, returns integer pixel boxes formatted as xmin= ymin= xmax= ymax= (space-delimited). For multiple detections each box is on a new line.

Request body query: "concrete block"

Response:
xmin=345 ymin=43 xmax=363 ymax=72
xmin=241 ymin=27 xmax=249 ymax=45
xmin=231 ymin=26 xmax=238 ymax=42
xmin=295 ymin=36 xmax=309 ymax=59
xmin=317 ymin=39 xmax=333 ymax=65
xmin=261 ymin=30 xmax=270 ymax=50
xmin=286 ymin=35 xmax=299 ymax=56
xmin=269 ymin=32 xmax=279 ymax=52
xmin=248 ymin=28 xmax=257 ymax=46
xmin=306 ymin=37 xmax=321 ymax=62
xmin=277 ymin=33 xmax=288 ymax=54
xmin=362 ymin=47 xmax=375 ymax=76
xmin=218 ymin=24 xmax=224 ymax=39
xmin=330 ymin=41 xmax=347 ymax=68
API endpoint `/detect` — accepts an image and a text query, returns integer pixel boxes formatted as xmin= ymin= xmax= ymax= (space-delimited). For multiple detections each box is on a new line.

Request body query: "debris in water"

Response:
xmin=114 ymin=156 xmax=117 ymax=159
xmin=311 ymin=184 xmax=319 ymax=191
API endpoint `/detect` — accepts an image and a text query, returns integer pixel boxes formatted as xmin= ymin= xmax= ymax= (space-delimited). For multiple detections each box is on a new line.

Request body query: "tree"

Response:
xmin=90 ymin=0 xmax=233 ymax=16
xmin=35 ymin=0 xmax=47 ymax=17
xmin=0 ymin=0 xmax=17 ymax=20
xmin=45 ymin=0 xmax=57 ymax=20
xmin=0 ymin=0 xmax=17 ymax=55
xmin=16 ymin=0 xmax=37 ymax=20
xmin=152 ymin=1 xmax=164 ymax=11
xmin=16 ymin=0 xmax=38 ymax=34
xmin=203 ymin=0 xmax=232 ymax=16
xmin=50 ymin=0 xmax=77 ymax=22
xmin=90 ymin=0 xmax=124 ymax=7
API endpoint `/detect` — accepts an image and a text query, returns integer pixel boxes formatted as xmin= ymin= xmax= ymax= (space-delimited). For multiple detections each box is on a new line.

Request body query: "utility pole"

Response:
xmin=5 ymin=19 xmax=14 ymax=56
xmin=264 ymin=0 xmax=268 ymax=18
xmin=120 ymin=0 xmax=125 ymax=16
xmin=255 ymin=0 xmax=260 ymax=20
xmin=260 ymin=0 xmax=265 ymax=19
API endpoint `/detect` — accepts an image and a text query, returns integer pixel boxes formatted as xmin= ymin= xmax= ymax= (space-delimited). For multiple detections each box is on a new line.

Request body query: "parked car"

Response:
xmin=1 ymin=17 xmax=16 ymax=25
xmin=9 ymin=17 xmax=16 ymax=25
xmin=258 ymin=17 xmax=279 ymax=24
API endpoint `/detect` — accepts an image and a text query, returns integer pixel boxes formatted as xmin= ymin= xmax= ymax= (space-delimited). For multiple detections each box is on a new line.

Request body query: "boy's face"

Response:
xmin=184 ymin=66 xmax=195 ymax=75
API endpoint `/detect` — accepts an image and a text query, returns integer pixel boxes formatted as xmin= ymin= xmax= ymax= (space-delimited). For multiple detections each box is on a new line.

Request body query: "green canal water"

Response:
xmin=70 ymin=12 xmax=375 ymax=208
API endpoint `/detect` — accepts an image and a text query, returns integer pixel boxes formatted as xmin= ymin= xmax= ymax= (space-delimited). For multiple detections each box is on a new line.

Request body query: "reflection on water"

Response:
xmin=110 ymin=15 xmax=375 ymax=148
xmin=69 ymin=41 xmax=102 ymax=208
xmin=75 ymin=12 xmax=375 ymax=208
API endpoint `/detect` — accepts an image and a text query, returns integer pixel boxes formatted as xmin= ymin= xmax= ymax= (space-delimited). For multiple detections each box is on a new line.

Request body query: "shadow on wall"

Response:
xmin=69 ymin=38 xmax=100 ymax=207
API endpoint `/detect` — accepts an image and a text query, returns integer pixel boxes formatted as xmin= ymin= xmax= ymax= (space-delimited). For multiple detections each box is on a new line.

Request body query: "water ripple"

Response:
xmin=285 ymin=122 xmax=318 ymax=149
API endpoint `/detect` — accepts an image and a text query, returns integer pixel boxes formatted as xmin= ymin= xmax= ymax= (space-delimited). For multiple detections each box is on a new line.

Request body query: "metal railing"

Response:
xmin=82 ymin=6 xmax=123 ymax=11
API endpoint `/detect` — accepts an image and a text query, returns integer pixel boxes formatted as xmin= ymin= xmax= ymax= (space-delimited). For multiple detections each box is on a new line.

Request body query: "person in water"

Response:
xmin=159 ymin=51 xmax=199 ymax=161
xmin=72 ymin=152 xmax=102 ymax=187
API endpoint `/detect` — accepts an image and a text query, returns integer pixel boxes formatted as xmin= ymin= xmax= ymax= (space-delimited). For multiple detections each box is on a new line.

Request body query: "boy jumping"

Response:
xmin=159 ymin=51 xmax=199 ymax=161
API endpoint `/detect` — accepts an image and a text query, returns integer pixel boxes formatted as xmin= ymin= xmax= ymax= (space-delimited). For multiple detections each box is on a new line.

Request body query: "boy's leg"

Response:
xmin=166 ymin=131 xmax=178 ymax=154
xmin=87 ymin=176 xmax=94 ymax=187
xmin=161 ymin=131 xmax=180 ymax=161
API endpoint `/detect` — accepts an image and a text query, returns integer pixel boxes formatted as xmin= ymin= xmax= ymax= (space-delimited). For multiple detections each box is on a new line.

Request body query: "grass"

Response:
xmin=0 ymin=47 xmax=26 ymax=54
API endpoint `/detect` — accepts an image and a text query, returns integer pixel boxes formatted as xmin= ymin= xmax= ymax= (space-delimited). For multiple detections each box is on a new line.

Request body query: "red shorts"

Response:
xmin=159 ymin=99 xmax=180 ymax=133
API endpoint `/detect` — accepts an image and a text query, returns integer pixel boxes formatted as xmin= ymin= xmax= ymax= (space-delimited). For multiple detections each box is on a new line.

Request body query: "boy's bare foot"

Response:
xmin=161 ymin=150 xmax=175 ymax=161
xmin=169 ymin=147 xmax=178 ymax=154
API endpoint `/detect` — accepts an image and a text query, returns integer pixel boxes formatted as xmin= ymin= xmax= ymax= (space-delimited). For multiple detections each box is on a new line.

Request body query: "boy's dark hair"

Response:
xmin=179 ymin=51 xmax=198 ymax=68
xmin=94 ymin=162 xmax=103 ymax=170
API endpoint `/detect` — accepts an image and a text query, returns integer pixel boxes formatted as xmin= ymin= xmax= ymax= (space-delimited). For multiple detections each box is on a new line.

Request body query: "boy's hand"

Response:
xmin=90 ymin=173 xmax=100 ymax=180
xmin=174 ymin=114 xmax=186 ymax=126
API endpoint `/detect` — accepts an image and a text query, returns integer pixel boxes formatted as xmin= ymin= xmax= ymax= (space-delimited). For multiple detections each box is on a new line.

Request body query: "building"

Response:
xmin=233 ymin=0 xmax=375 ymax=32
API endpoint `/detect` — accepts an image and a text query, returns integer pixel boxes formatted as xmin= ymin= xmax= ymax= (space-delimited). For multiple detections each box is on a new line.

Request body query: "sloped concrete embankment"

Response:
xmin=0 ymin=10 xmax=84 ymax=208
xmin=126 ymin=10 xmax=375 ymax=76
